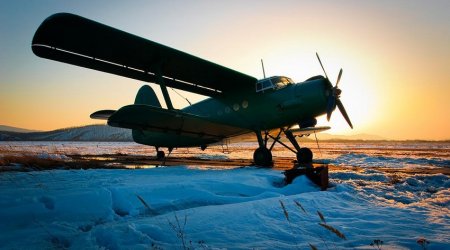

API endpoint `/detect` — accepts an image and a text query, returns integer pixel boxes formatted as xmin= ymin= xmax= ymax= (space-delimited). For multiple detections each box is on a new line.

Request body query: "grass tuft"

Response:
xmin=0 ymin=155 xmax=65 ymax=170
xmin=318 ymin=222 xmax=346 ymax=240
xmin=279 ymin=200 xmax=290 ymax=222
xmin=168 ymin=213 xmax=189 ymax=250
xmin=388 ymin=174 xmax=403 ymax=185
xmin=136 ymin=194 xmax=158 ymax=216
xmin=294 ymin=200 xmax=307 ymax=214
xmin=308 ymin=243 xmax=318 ymax=250
xmin=417 ymin=237 xmax=430 ymax=250
xmin=317 ymin=210 xmax=326 ymax=224
xmin=370 ymin=239 xmax=383 ymax=249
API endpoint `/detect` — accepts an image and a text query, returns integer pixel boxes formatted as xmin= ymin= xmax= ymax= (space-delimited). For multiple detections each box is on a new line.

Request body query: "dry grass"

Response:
xmin=136 ymin=195 xmax=152 ymax=210
xmin=308 ymin=243 xmax=318 ymax=250
xmin=417 ymin=237 xmax=430 ymax=250
xmin=317 ymin=210 xmax=326 ymax=224
xmin=0 ymin=154 xmax=126 ymax=171
xmin=370 ymin=239 xmax=383 ymax=249
xmin=294 ymin=200 xmax=307 ymax=214
xmin=278 ymin=200 xmax=349 ymax=249
xmin=388 ymin=174 xmax=403 ymax=185
xmin=318 ymin=223 xmax=347 ymax=240
xmin=168 ymin=213 xmax=189 ymax=250
xmin=136 ymin=195 xmax=158 ymax=216
xmin=279 ymin=200 xmax=290 ymax=222
xmin=0 ymin=155 xmax=65 ymax=170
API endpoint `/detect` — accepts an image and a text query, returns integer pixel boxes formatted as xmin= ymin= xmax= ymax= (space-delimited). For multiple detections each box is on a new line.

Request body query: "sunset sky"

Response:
xmin=0 ymin=0 xmax=449 ymax=140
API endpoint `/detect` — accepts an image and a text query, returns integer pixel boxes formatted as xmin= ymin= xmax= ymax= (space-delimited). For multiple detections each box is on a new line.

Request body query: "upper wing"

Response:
xmin=32 ymin=13 xmax=257 ymax=96
xmin=102 ymin=104 xmax=251 ymax=140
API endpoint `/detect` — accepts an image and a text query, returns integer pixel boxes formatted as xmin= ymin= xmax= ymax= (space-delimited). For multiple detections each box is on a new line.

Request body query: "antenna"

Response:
xmin=260 ymin=59 xmax=266 ymax=78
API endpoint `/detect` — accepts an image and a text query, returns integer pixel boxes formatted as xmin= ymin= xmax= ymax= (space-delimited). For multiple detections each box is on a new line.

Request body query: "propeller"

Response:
xmin=316 ymin=53 xmax=353 ymax=129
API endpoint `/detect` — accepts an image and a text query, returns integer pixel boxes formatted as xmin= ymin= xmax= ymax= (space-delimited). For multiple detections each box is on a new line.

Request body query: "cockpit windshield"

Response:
xmin=271 ymin=76 xmax=294 ymax=89
xmin=256 ymin=76 xmax=294 ymax=93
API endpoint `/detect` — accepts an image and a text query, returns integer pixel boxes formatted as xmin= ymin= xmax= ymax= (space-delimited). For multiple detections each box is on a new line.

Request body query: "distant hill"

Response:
xmin=0 ymin=125 xmax=40 ymax=133
xmin=230 ymin=131 xmax=387 ymax=142
xmin=315 ymin=133 xmax=387 ymax=141
xmin=0 ymin=124 xmax=387 ymax=142
xmin=0 ymin=124 xmax=132 ymax=141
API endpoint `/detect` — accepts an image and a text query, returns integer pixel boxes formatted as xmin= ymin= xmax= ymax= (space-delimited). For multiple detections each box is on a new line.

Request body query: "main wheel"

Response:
xmin=156 ymin=150 xmax=165 ymax=160
xmin=297 ymin=148 xmax=313 ymax=163
xmin=253 ymin=147 xmax=273 ymax=167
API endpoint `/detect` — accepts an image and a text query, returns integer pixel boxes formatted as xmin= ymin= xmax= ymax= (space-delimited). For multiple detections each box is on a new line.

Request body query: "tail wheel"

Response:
xmin=297 ymin=148 xmax=313 ymax=163
xmin=253 ymin=147 xmax=273 ymax=167
xmin=156 ymin=150 xmax=165 ymax=160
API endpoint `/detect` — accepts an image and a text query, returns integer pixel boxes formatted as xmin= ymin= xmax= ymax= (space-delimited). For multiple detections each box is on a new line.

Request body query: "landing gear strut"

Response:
xmin=297 ymin=148 xmax=313 ymax=163
xmin=155 ymin=146 xmax=174 ymax=160
xmin=253 ymin=131 xmax=273 ymax=167
xmin=253 ymin=128 xmax=314 ymax=167
xmin=156 ymin=149 xmax=165 ymax=160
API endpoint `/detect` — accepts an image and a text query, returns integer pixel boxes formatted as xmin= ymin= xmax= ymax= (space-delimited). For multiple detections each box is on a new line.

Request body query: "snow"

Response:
xmin=0 ymin=141 xmax=449 ymax=249
xmin=0 ymin=166 xmax=448 ymax=249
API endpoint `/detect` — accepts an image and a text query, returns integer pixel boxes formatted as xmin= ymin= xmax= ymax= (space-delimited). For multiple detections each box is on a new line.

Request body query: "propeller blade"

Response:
xmin=326 ymin=95 xmax=336 ymax=121
xmin=336 ymin=68 xmax=343 ymax=87
xmin=316 ymin=52 xmax=329 ymax=80
xmin=336 ymin=99 xmax=353 ymax=129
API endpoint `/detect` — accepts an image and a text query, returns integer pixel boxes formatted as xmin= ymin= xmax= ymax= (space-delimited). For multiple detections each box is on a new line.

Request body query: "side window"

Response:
xmin=256 ymin=83 xmax=262 ymax=91
xmin=256 ymin=79 xmax=275 ymax=93
xmin=262 ymin=80 xmax=272 ymax=89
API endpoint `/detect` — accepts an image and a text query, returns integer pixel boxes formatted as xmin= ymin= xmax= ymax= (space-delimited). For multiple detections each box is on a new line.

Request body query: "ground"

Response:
xmin=0 ymin=141 xmax=448 ymax=249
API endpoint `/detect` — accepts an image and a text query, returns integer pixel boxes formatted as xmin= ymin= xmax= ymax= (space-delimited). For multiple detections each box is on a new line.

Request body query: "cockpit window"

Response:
xmin=256 ymin=80 xmax=273 ymax=92
xmin=271 ymin=76 xmax=293 ymax=89
xmin=256 ymin=76 xmax=294 ymax=93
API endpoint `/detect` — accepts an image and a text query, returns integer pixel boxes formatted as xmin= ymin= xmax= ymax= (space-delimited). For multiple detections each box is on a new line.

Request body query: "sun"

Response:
xmin=316 ymin=59 xmax=379 ymax=135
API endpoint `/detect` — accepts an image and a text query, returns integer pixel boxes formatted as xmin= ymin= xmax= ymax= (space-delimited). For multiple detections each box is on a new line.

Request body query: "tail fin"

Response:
xmin=135 ymin=85 xmax=161 ymax=107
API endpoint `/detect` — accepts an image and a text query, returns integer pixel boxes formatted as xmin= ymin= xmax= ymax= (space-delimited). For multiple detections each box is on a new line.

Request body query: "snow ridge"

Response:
xmin=0 ymin=125 xmax=132 ymax=141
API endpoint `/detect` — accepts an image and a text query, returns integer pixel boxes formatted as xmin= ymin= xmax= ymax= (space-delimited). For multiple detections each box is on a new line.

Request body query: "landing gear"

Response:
xmin=253 ymin=131 xmax=273 ymax=167
xmin=155 ymin=146 xmax=173 ymax=160
xmin=284 ymin=129 xmax=313 ymax=164
xmin=297 ymin=147 xmax=313 ymax=163
xmin=156 ymin=150 xmax=165 ymax=160
xmin=253 ymin=127 xmax=314 ymax=167
xmin=253 ymin=147 xmax=272 ymax=167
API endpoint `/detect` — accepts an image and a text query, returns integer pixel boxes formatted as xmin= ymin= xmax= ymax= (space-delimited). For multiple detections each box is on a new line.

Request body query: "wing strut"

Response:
xmin=155 ymin=67 xmax=174 ymax=110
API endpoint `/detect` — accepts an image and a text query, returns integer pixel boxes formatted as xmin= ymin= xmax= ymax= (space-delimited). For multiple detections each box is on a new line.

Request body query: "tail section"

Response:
xmin=135 ymin=85 xmax=161 ymax=107
xmin=133 ymin=85 xmax=160 ymax=144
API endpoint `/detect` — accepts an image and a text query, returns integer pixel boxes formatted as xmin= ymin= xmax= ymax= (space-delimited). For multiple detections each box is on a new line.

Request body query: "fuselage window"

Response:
xmin=256 ymin=83 xmax=262 ymax=91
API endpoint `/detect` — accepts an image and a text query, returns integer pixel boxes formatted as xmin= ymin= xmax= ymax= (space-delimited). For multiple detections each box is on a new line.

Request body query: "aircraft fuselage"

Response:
xmin=133 ymin=77 xmax=329 ymax=148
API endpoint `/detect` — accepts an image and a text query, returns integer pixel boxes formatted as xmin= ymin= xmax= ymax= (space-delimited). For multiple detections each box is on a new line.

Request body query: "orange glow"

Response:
xmin=0 ymin=1 xmax=449 ymax=140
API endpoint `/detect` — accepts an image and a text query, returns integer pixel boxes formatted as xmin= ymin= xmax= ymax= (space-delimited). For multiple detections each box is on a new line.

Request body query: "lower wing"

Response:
xmin=91 ymin=105 xmax=251 ymax=140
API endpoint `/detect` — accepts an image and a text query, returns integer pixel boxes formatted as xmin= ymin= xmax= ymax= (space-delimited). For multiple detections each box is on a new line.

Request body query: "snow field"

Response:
xmin=0 ymin=167 xmax=448 ymax=249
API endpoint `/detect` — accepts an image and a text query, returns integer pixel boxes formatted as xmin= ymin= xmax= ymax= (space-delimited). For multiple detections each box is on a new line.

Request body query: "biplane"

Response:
xmin=32 ymin=13 xmax=352 ymax=167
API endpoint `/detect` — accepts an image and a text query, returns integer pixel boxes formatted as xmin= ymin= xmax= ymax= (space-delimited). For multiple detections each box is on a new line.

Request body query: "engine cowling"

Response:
xmin=298 ymin=118 xmax=317 ymax=128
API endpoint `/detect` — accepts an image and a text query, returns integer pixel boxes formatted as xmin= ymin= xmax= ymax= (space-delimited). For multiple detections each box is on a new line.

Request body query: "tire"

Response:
xmin=157 ymin=150 xmax=165 ymax=160
xmin=253 ymin=147 xmax=273 ymax=167
xmin=297 ymin=148 xmax=313 ymax=163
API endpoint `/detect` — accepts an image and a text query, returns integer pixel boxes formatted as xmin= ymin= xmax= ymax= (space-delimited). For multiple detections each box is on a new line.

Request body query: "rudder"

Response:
xmin=135 ymin=85 xmax=161 ymax=107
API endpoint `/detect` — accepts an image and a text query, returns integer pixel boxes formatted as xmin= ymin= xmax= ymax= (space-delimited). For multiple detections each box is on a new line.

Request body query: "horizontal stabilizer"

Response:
xmin=289 ymin=126 xmax=330 ymax=136
xmin=108 ymin=105 xmax=250 ymax=139
xmin=90 ymin=110 xmax=116 ymax=120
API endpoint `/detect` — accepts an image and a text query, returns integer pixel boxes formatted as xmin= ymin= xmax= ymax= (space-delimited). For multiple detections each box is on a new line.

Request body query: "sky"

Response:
xmin=0 ymin=0 xmax=449 ymax=140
